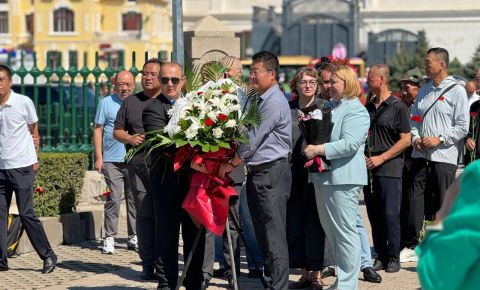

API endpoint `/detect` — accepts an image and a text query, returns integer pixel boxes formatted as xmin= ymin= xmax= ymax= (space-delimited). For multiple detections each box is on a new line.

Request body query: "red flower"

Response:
xmin=102 ymin=188 xmax=112 ymax=197
xmin=197 ymin=91 xmax=203 ymax=95
xmin=368 ymin=129 xmax=372 ymax=136
xmin=35 ymin=187 xmax=45 ymax=193
xmin=470 ymin=112 xmax=478 ymax=118
xmin=411 ymin=115 xmax=423 ymax=123
xmin=217 ymin=114 xmax=228 ymax=121
xmin=221 ymin=89 xmax=228 ymax=94
xmin=204 ymin=118 xmax=214 ymax=127
xmin=438 ymin=96 xmax=445 ymax=101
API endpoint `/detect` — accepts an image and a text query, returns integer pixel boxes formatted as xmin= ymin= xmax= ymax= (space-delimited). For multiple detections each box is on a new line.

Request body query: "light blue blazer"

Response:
xmin=310 ymin=98 xmax=370 ymax=186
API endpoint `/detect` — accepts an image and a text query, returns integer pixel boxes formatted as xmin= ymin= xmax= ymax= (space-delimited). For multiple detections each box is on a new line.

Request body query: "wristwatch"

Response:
xmin=439 ymin=135 xmax=445 ymax=144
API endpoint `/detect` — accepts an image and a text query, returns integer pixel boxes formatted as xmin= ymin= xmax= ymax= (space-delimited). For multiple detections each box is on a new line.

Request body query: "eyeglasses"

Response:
xmin=298 ymin=80 xmax=317 ymax=87
xmin=160 ymin=77 xmax=181 ymax=85
xmin=141 ymin=71 xmax=159 ymax=78
xmin=249 ymin=70 xmax=272 ymax=77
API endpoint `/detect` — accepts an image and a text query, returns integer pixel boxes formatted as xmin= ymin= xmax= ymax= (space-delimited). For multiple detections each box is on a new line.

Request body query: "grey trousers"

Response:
xmin=127 ymin=162 xmax=155 ymax=271
xmin=247 ymin=162 xmax=291 ymax=290
xmin=103 ymin=162 xmax=136 ymax=238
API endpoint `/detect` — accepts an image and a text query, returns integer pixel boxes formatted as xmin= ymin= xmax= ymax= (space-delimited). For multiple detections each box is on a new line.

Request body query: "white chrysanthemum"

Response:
xmin=185 ymin=125 xmax=199 ymax=140
xmin=212 ymin=89 xmax=222 ymax=97
xmin=212 ymin=127 xmax=224 ymax=139
xmin=207 ymin=111 xmax=218 ymax=121
xmin=225 ymin=119 xmax=236 ymax=128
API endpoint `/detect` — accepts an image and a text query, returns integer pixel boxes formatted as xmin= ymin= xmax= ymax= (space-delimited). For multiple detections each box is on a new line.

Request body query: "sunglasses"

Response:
xmin=160 ymin=77 xmax=181 ymax=85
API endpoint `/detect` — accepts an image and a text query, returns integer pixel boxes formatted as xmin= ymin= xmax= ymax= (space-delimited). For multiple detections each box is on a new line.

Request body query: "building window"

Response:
xmin=53 ymin=8 xmax=74 ymax=32
xmin=47 ymin=50 xmax=62 ymax=69
xmin=122 ymin=12 xmax=141 ymax=31
xmin=0 ymin=0 xmax=8 ymax=4
xmin=69 ymin=50 xmax=78 ymax=68
xmin=0 ymin=11 xmax=8 ymax=33
xmin=26 ymin=13 xmax=34 ymax=35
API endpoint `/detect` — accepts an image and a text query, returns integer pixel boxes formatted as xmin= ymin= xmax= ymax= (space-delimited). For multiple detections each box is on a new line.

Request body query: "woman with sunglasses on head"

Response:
xmin=304 ymin=65 xmax=370 ymax=290
xmin=287 ymin=67 xmax=326 ymax=290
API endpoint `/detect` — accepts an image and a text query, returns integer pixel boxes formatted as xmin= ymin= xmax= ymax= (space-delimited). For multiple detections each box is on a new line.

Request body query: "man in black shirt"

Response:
xmin=113 ymin=58 xmax=162 ymax=280
xmin=364 ymin=64 xmax=411 ymax=273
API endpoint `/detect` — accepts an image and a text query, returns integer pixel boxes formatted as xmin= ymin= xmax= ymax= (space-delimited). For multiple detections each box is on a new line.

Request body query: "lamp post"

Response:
xmin=172 ymin=0 xmax=184 ymax=68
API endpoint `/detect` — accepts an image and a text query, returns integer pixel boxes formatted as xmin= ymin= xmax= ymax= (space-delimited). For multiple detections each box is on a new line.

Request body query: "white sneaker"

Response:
xmin=102 ymin=237 xmax=115 ymax=254
xmin=127 ymin=235 xmax=138 ymax=251
xmin=399 ymin=247 xmax=418 ymax=263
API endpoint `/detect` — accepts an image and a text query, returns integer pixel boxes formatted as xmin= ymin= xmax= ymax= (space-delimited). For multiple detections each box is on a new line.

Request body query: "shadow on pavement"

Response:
xmin=57 ymin=260 xmax=144 ymax=281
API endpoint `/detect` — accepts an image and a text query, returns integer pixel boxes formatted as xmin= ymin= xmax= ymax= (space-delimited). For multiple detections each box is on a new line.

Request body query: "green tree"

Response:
xmin=463 ymin=44 xmax=480 ymax=79
xmin=388 ymin=30 xmax=429 ymax=91
xmin=448 ymin=57 xmax=464 ymax=77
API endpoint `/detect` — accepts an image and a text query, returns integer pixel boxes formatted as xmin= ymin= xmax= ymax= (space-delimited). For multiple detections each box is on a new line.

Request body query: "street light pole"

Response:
xmin=172 ymin=0 xmax=184 ymax=68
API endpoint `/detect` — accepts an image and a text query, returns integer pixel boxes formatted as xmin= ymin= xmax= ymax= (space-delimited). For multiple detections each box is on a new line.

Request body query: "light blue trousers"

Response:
xmin=314 ymin=184 xmax=361 ymax=290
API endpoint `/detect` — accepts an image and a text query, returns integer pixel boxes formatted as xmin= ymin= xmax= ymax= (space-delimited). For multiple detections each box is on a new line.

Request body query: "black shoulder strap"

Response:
xmin=422 ymin=84 xmax=457 ymax=120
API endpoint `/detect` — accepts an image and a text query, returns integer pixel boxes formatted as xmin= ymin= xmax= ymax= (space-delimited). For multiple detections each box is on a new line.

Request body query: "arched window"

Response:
xmin=122 ymin=12 xmax=141 ymax=31
xmin=53 ymin=8 xmax=74 ymax=32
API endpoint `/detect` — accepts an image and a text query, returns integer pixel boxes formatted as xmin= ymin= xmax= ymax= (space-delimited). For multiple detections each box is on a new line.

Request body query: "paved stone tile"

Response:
xmin=0 ymin=204 xmax=421 ymax=290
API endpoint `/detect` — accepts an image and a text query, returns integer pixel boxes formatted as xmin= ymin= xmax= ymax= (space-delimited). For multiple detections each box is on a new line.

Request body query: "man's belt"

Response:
xmin=246 ymin=157 xmax=289 ymax=173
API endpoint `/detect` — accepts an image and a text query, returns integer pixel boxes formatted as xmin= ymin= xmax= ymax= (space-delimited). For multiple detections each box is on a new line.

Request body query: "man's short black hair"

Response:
xmin=252 ymin=51 xmax=279 ymax=81
xmin=427 ymin=47 xmax=450 ymax=68
xmin=142 ymin=58 xmax=164 ymax=70
xmin=0 ymin=64 xmax=12 ymax=80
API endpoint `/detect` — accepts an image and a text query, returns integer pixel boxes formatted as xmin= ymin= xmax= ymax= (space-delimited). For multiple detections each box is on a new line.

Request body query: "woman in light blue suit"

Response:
xmin=304 ymin=65 xmax=370 ymax=290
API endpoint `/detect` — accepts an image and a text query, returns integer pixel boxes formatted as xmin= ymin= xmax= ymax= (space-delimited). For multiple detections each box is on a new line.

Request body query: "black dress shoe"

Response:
xmin=225 ymin=270 xmax=237 ymax=289
xmin=200 ymin=278 xmax=210 ymax=290
xmin=248 ymin=269 xmax=263 ymax=278
xmin=213 ymin=268 xmax=226 ymax=278
xmin=42 ymin=254 xmax=57 ymax=274
xmin=362 ymin=267 xmax=382 ymax=283
xmin=0 ymin=265 xmax=8 ymax=271
xmin=320 ymin=266 xmax=335 ymax=278
xmin=372 ymin=259 xmax=385 ymax=271
xmin=141 ymin=271 xmax=158 ymax=281
xmin=289 ymin=276 xmax=311 ymax=289
xmin=385 ymin=258 xmax=400 ymax=273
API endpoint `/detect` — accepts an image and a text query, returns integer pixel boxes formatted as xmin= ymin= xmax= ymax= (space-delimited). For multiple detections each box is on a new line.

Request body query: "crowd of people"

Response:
xmin=1 ymin=46 xmax=480 ymax=290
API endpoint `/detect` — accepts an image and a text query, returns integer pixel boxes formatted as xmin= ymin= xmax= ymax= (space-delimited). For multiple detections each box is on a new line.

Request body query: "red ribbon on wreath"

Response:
xmin=174 ymin=145 xmax=238 ymax=236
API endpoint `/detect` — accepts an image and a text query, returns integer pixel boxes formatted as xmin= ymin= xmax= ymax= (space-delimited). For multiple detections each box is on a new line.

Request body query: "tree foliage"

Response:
xmin=463 ymin=44 xmax=480 ymax=79
xmin=388 ymin=30 xmax=429 ymax=91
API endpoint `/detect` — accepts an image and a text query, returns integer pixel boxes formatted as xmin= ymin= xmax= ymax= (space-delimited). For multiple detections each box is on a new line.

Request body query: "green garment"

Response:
xmin=416 ymin=160 xmax=480 ymax=290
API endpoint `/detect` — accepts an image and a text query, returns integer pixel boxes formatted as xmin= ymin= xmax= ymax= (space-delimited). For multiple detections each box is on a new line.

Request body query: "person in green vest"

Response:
xmin=416 ymin=160 xmax=480 ymax=290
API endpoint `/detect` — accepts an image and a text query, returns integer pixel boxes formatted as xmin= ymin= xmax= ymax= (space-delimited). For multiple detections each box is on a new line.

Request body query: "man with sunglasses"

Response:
xmin=113 ymin=58 xmax=162 ymax=280
xmin=143 ymin=62 xmax=206 ymax=290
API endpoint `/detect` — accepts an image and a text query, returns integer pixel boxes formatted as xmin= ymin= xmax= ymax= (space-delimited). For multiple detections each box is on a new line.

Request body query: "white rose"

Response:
xmin=225 ymin=119 xmax=236 ymax=128
xmin=185 ymin=126 xmax=199 ymax=140
xmin=212 ymin=127 xmax=224 ymax=139
xmin=310 ymin=109 xmax=323 ymax=120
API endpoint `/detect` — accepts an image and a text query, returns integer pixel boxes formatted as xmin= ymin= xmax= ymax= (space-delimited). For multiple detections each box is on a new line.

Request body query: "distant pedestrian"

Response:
xmin=94 ymin=71 xmax=137 ymax=254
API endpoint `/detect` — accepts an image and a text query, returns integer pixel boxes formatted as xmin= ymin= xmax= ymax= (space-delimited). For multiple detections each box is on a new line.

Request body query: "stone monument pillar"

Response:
xmin=184 ymin=16 xmax=240 ymax=67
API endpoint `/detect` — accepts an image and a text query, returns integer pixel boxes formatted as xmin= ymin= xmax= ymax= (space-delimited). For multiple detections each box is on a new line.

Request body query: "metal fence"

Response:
xmin=8 ymin=51 xmax=166 ymax=159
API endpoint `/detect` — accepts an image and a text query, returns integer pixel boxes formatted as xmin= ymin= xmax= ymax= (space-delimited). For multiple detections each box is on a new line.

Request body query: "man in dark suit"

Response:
xmin=143 ymin=62 xmax=206 ymax=290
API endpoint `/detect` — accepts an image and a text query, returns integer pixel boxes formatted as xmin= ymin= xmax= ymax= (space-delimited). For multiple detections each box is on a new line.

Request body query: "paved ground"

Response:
xmin=1 ymin=201 xmax=421 ymax=290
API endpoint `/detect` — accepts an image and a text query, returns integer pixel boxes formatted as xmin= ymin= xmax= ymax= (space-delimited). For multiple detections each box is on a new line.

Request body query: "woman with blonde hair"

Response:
xmin=304 ymin=65 xmax=370 ymax=289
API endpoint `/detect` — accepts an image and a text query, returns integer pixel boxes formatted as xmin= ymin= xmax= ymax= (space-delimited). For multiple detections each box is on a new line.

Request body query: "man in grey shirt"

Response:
xmin=407 ymin=47 xmax=469 ymax=249
xmin=220 ymin=51 xmax=292 ymax=289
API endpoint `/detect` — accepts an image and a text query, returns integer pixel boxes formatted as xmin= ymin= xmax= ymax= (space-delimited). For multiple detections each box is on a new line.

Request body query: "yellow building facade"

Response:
xmin=0 ymin=0 xmax=172 ymax=70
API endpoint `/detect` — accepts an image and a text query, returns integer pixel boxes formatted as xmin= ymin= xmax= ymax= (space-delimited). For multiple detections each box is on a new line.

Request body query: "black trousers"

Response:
xmin=151 ymin=167 xmax=205 ymax=290
xmin=406 ymin=158 xmax=456 ymax=246
xmin=0 ymin=166 xmax=54 ymax=268
xmin=127 ymin=162 xmax=155 ymax=272
xmin=247 ymin=162 xmax=291 ymax=290
xmin=287 ymin=182 xmax=325 ymax=271
xmin=202 ymin=183 xmax=241 ymax=279
xmin=364 ymin=175 xmax=401 ymax=261
xmin=400 ymin=161 xmax=413 ymax=249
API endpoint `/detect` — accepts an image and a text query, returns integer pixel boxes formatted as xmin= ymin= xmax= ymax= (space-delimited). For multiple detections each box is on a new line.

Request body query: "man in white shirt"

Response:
xmin=0 ymin=65 xmax=57 ymax=273
xmin=407 ymin=48 xmax=469 ymax=249
xmin=466 ymin=80 xmax=480 ymax=108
